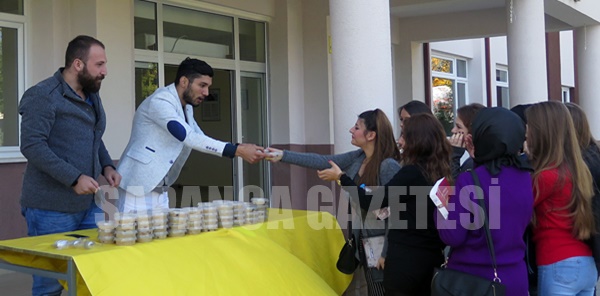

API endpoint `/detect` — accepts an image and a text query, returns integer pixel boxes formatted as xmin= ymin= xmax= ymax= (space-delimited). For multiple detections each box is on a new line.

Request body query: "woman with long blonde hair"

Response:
xmin=526 ymin=101 xmax=596 ymax=295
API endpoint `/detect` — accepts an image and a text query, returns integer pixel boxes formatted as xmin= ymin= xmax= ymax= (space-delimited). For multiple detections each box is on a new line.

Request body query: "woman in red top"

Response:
xmin=526 ymin=101 xmax=596 ymax=295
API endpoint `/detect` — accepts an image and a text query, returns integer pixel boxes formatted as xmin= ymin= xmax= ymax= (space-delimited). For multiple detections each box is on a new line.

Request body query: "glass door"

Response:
xmin=239 ymin=72 xmax=268 ymax=200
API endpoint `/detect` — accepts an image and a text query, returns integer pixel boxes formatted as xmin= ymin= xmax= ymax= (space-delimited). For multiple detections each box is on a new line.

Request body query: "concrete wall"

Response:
xmin=301 ymin=0 xmax=331 ymax=145
xmin=94 ymin=0 xmax=135 ymax=159
xmin=0 ymin=163 xmax=26 ymax=239
xmin=269 ymin=0 xmax=293 ymax=145
xmin=268 ymin=0 xmax=336 ymax=210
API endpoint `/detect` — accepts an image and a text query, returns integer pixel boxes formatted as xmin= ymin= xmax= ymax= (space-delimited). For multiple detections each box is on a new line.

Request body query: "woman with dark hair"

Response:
xmin=398 ymin=100 xmax=432 ymax=129
xmin=268 ymin=109 xmax=400 ymax=296
xmin=436 ymin=107 xmax=534 ymax=295
xmin=448 ymin=103 xmax=485 ymax=178
xmin=566 ymin=102 xmax=600 ymax=274
xmin=322 ymin=113 xmax=452 ymax=295
xmin=565 ymin=103 xmax=600 ymax=179
xmin=526 ymin=101 xmax=596 ymax=295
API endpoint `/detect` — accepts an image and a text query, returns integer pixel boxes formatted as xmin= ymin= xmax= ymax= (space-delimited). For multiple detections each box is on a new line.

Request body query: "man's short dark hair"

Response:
xmin=175 ymin=58 xmax=214 ymax=85
xmin=65 ymin=35 xmax=105 ymax=68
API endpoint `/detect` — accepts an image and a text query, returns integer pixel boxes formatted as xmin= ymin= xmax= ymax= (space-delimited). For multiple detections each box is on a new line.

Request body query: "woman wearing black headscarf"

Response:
xmin=436 ymin=107 xmax=534 ymax=296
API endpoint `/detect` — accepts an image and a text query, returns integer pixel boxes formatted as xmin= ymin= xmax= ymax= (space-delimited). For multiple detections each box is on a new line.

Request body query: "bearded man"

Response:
xmin=116 ymin=58 xmax=265 ymax=212
xmin=18 ymin=35 xmax=121 ymax=296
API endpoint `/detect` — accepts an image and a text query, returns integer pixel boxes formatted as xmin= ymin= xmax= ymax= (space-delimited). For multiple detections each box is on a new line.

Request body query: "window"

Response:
xmin=0 ymin=15 xmax=25 ymax=161
xmin=0 ymin=0 xmax=23 ymax=15
xmin=431 ymin=54 xmax=468 ymax=135
xmin=134 ymin=0 xmax=157 ymax=51
xmin=163 ymin=5 xmax=233 ymax=58
xmin=496 ymin=66 xmax=509 ymax=108
xmin=239 ymin=19 xmax=266 ymax=63
xmin=134 ymin=61 xmax=158 ymax=107
xmin=561 ymin=86 xmax=571 ymax=103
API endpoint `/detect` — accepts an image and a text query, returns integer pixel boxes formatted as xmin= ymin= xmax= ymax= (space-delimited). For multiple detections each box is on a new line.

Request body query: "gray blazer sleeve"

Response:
xmin=378 ymin=158 xmax=401 ymax=184
xmin=281 ymin=149 xmax=363 ymax=171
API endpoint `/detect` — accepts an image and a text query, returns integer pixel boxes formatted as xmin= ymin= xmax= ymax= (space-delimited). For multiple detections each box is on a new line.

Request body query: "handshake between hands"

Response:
xmin=262 ymin=147 xmax=342 ymax=182
xmin=235 ymin=144 xmax=283 ymax=164
xmin=243 ymin=146 xmax=341 ymax=183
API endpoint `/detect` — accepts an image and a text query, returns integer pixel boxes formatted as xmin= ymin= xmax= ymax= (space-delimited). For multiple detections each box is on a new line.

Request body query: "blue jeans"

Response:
xmin=21 ymin=201 xmax=104 ymax=296
xmin=538 ymin=256 xmax=597 ymax=296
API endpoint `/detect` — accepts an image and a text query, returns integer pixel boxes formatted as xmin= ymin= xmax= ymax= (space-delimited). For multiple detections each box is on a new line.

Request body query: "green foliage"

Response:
xmin=431 ymin=57 xmax=452 ymax=74
xmin=141 ymin=63 xmax=158 ymax=99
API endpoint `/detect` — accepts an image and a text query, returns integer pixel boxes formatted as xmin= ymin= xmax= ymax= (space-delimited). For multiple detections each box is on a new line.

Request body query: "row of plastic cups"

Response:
xmin=113 ymin=210 xmax=170 ymax=224
xmin=98 ymin=211 xmax=264 ymax=233
xmin=200 ymin=204 xmax=218 ymax=215
xmin=98 ymin=219 xmax=170 ymax=231
xmin=168 ymin=209 xmax=190 ymax=234
xmin=98 ymin=228 xmax=171 ymax=245
xmin=99 ymin=218 xmax=262 ymax=245
xmin=183 ymin=207 xmax=202 ymax=215
xmin=97 ymin=229 xmax=137 ymax=245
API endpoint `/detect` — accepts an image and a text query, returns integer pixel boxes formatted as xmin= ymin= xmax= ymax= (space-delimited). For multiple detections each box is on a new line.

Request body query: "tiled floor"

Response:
xmin=0 ymin=270 xmax=66 ymax=296
xmin=0 ymin=270 xmax=32 ymax=296
xmin=1 ymin=269 xmax=599 ymax=295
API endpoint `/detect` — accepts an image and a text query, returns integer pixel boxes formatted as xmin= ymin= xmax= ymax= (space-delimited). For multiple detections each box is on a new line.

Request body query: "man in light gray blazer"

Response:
xmin=117 ymin=58 xmax=265 ymax=212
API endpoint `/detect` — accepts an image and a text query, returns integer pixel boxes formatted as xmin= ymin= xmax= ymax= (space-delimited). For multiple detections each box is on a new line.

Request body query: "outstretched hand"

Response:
xmin=236 ymin=143 xmax=267 ymax=164
xmin=317 ymin=160 xmax=343 ymax=181
xmin=265 ymin=147 xmax=283 ymax=162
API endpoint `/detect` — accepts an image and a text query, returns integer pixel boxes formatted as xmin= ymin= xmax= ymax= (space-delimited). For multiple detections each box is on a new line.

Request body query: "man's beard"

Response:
xmin=78 ymin=65 xmax=104 ymax=93
xmin=183 ymin=85 xmax=201 ymax=107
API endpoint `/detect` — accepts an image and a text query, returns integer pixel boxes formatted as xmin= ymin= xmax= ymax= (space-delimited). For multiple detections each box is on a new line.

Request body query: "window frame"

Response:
xmin=134 ymin=0 xmax=268 ymax=88
xmin=0 ymin=17 xmax=26 ymax=163
xmin=431 ymin=52 xmax=469 ymax=113
xmin=495 ymin=65 xmax=509 ymax=108
xmin=561 ymin=86 xmax=571 ymax=103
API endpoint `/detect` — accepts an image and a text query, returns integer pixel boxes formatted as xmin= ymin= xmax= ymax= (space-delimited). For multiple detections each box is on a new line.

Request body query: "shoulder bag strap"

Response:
xmin=347 ymin=200 xmax=354 ymax=245
xmin=469 ymin=169 xmax=501 ymax=283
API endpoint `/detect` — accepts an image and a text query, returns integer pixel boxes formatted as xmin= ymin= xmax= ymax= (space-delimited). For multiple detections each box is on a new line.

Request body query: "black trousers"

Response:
xmin=383 ymin=242 xmax=444 ymax=296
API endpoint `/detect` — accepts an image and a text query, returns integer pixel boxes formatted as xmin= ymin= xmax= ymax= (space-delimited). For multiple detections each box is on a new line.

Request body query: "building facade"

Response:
xmin=0 ymin=0 xmax=598 ymax=239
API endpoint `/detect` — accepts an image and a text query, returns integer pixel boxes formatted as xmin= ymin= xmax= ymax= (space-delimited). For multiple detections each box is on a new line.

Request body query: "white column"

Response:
xmin=329 ymin=0 xmax=394 ymax=153
xmin=576 ymin=25 xmax=600 ymax=139
xmin=506 ymin=0 xmax=548 ymax=106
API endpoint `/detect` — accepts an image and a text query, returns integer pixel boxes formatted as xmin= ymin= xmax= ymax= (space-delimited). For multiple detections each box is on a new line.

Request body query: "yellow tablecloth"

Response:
xmin=0 ymin=209 xmax=352 ymax=295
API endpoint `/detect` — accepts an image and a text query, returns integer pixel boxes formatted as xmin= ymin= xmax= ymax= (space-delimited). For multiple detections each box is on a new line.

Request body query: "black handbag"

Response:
xmin=431 ymin=170 xmax=506 ymax=296
xmin=337 ymin=202 xmax=359 ymax=274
